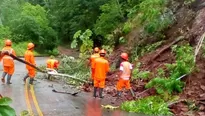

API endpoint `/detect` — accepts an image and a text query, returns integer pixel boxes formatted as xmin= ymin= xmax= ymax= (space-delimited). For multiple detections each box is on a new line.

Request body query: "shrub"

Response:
xmin=146 ymin=44 xmax=194 ymax=97
xmin=0 ymin=97 xmax=16 ymax=116
xmin=121 ymin=96 xmax=172 ymax=115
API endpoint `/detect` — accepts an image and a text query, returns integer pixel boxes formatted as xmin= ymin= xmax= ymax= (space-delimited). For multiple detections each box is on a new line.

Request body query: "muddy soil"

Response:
xmin=82 ymin=1 xmax=205 ymax=115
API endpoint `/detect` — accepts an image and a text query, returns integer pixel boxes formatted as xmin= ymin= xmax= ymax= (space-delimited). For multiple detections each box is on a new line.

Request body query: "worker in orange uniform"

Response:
xmin=23 ymin=43 xmax=36 ymax=85
xmin=92 ymin=49 xmax=109 ymax=98
xmin=116 ymin=53 xmax=135 ymax=99
xmin=89 ymin=47 xmax=100 ymax=85
xmin=46 ymin=55 xmax=59 ymax=80
xmin=1 ymin=39 xmax=16 ymax=84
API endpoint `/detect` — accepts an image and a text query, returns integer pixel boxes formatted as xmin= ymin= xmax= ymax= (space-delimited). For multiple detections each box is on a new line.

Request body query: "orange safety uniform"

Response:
xmin=117 ymin=61 xmax=133 ymax=91
xmin=24 ymin=50 xmax=36 ymax=78
xmin=92 ymin=57 xmax=109 ymax=88
xmin=90 ymin=53 xmax=100 ymax=79
xmin=46 ymin=59 xmax=59 ymax=69
xmin=1 ymin=46 xmax=16 ymax=75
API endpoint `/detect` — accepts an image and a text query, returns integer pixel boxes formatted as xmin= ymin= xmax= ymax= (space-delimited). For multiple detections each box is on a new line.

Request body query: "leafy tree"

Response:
xmin=47 ymin=0 xmax=107 ymax=41
xmin=10 ymin=3 xmax=57 ymax=50
xmin=94 ymin=0 xmax=124 ymax=37
xmin=71 ymin=29 xmax=93 ymax=57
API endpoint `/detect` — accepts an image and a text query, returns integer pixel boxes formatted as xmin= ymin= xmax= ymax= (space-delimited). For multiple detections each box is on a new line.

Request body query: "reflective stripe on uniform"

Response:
xmin=120 ymin=61 xmax=132 ymax=80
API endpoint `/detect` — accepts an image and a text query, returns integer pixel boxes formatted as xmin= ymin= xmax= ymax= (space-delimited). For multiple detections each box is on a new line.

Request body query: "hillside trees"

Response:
xmin=0 ymin=0 xmax=57 ymax=51
xmin=47 ymin=0 xmax=108 ymax=42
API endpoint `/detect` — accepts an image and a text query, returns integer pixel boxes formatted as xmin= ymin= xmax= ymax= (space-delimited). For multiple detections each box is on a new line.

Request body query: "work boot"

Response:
xmin=29 ymin=78 xmax=34 ymax=85
xmin=23 ymin=74 xmax=29 ymax=83
xmin=117 ymin=91 xmax=122 ymax=98
xmin=93 ymin=87 xmax=97 ymax=98
xmin=99 ymin=88 xmax=104 ymax=99
xmin=91 ymin=80 xmax=94 ymax=86
xmin=48 ymin=74 xmax=51 ymax=80
xmin=1 ymin=72 xmax=7 ymax=83
xmin=1 ymin=78 xmax=5 ymax=83
xmin=6 ymin=75 xmax=12 ymax=84
xmin=129 ymin=88 xmax=136 ymax=99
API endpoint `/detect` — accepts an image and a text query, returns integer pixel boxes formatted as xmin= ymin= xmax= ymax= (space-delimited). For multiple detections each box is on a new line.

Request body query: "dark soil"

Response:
xmin=81 ymin=1 xmax=205 ymax=115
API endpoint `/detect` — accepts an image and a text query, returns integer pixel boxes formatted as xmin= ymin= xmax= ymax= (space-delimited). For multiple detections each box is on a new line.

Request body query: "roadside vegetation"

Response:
xmin=0 ymin=95 xmax=16 ymax=116
xmin=0 ymin=0 xmax=200 ymax=115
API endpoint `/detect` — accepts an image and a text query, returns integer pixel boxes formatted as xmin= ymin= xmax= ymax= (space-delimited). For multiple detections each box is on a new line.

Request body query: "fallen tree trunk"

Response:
xmin=168 ymin=99 xmax=187 ymax=107
xmin=152 ymin=36 xmax=184 ymax=61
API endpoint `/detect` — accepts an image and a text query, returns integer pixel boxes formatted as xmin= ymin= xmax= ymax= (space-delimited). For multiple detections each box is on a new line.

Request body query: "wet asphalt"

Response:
xmin=0 ymin=57 xmax=141 ymax=116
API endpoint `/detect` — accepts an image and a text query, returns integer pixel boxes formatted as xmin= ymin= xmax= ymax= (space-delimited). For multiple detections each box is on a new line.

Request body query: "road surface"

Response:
xmin=0 ymin=57 xmax=138 ymax=116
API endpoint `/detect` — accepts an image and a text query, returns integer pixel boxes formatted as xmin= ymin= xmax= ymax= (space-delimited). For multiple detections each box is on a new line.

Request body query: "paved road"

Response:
xmin=0 ymin=57 xmax=138 ymax=116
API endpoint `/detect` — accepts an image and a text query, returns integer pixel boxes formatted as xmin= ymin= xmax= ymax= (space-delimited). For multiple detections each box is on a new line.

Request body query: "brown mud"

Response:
xmin=82 ymin=1 xmax=205 ymax=115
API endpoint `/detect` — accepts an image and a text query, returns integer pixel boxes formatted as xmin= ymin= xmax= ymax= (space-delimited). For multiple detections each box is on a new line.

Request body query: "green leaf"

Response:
xmin=0 ymin=97 xmax=12 ymax=106
xmin=0 ymin=106 xmax=16 ymax=116
xmin=71 ymin=39 xmax=78 ymax=49
xmin=73 ymin=30 xmax=82 ymax=39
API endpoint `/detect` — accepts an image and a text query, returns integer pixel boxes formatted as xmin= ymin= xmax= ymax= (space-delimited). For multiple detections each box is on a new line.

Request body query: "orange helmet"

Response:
xmin=94 ymin=47 xmax=99 ymax=52
xmin=100 ymin=49 xmax=106 ymax=54
xmin=27 ymin=43 xmax=35 ymax=50
xmin=5 ymin=39 xmax=12 ymax=46
xmin=121 ymin=53 xmax=128 ymax=60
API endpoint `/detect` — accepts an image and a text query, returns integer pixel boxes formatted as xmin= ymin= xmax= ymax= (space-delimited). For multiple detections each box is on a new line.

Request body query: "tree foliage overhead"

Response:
xmin=0 ymin=0 xmax=174 ymax=52
xmin=0 ymin=0 xmax=57 ymax=51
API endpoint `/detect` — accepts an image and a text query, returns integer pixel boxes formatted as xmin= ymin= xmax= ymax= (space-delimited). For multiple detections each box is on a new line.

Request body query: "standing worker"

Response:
xmin=23 ymin=43 xmax=36 ymax=85
xmin=1 ymin=39 xmax=16 ymax=84
xmin=116 ymin=53 xmax=135 ymax=99
xmin=92 ymin=49 xmax=109 ymax=98
xmin=89 ymin=47 xmax=100 ymax=84
xmin=46 ymin=55 xmax=59 ymax=80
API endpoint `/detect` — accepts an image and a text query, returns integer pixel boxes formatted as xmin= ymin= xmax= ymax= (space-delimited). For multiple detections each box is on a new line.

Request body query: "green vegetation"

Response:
xmin=0 ymin=41 xmax=40 ymax=56
xmin=71 ymin=29 xmax=93 ymax=58
xmin=0 ymin=0 xmax=197 ymax=115
xmin=121 ymin=96 xmax=172 ymax=115
xmin=132 ymin=62 xmax=151 ymax=80
xmin=0 ymin=0 xmax=174 ymax=55
xmin=0 ymin=1 xmax=57 ymax=53
xmin=121 ymin=44 xmax=195 ymax=114
xmin=146 ymin=44 xmax=194 ymax=98
xmin=58 ymin=55 xmax=90 ymax=85
xmin=0 ymin=97 xmax=16 ymax=116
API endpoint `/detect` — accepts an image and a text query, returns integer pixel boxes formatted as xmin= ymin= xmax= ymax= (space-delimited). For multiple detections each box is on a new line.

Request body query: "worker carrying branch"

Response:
xmin=116 ymin=53 xmax=136 ymax=99
xmin=1 ymin=39 xmax=16 ymax=84
xmin=46 ymin=55 xmax=59 ymax=80
xmin=23 ymin=43 xmax=36 ymax=85
xmin=92 ymin=49 xmax=109 ymax=98
xmin=89 ymin=47 xmax=100 ymax=85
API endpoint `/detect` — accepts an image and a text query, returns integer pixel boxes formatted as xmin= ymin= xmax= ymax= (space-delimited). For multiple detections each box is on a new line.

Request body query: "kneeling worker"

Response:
xmin=46 ymin=55 xmax=59 ymax=80
xmin=116 ymin=53 xmax=135 ymax=99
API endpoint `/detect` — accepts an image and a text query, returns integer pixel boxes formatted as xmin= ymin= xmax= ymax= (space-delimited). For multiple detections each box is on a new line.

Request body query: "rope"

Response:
xmin=194 ymin=32 xmax=205 ymax=63
xmin=177 ymin=32 xmax=205 ymax=80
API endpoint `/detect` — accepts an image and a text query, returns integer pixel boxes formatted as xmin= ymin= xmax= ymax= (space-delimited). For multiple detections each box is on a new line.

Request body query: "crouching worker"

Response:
xmin=1 ymin=39 xmax=16 ymax=84
xmin=92 ymin=49 xmax=109 ymax=98
xmin=116 ymin=53 xmax=135 ymax=99
xmin=46 ymin=55 xmax=59 ymax=80
xmin=23 ymin=43 xmax=36 ymax=85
